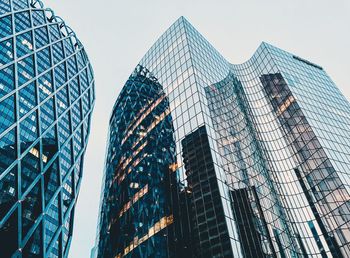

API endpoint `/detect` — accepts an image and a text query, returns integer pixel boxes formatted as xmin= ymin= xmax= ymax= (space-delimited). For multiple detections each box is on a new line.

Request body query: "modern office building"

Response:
xmin=95 ymin=17 xmax=350 ymax=258
xmin=0 ymin=0 xmax=95 ymax=257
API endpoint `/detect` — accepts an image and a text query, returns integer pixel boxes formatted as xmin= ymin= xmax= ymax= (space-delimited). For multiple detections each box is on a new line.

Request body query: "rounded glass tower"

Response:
xmin=0 ymin=0 xmax=95 ymax=257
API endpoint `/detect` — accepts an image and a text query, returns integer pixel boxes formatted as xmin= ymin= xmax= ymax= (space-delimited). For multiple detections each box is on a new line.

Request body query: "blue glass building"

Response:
xmin=0 ymin=0 xmax=95 ymax=257
xmin=95 ymin=17 xmax=350 ymax=257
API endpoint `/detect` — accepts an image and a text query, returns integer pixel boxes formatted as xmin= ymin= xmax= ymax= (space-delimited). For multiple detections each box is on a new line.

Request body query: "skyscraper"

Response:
xmin=95 ymin=17 xmax=350 ymax=257
xmin=0 ymin=0 xmax=95 ymax=257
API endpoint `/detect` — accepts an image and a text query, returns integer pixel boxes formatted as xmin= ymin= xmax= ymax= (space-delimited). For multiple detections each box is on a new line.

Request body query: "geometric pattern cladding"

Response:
xmin=94 ymin=17 xmax=350 ymax=258
xmin=0 ymin=0 xmax=95 ymax=257
xmin=96 ymin=65 xmax=177 ymax=258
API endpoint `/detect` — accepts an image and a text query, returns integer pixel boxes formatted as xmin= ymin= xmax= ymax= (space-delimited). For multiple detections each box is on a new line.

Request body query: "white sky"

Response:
xmin=42 ymin=0 xmax=350 ymax=257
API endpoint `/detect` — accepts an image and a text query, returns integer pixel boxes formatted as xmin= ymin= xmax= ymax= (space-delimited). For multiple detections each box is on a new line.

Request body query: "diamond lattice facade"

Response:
xmin=0 ymin=0 xmax=95 ymax=257
xmin=95 ymin=17 xmax=350 ymax=257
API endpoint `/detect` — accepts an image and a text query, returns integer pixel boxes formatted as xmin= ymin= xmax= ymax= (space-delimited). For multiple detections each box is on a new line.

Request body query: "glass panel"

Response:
xmin=56 ymin=85 xmax=69 ymax=116
xmin=0 ymin=207 xmax=18 ymax=256
xmin=17 ymin=54 xmax=35 ymax=86
xmin=0 ymin=15 xmax=12 ymax=38
xmin=0 ymin=38 xmax=14 ymax=66
xmin=19 ymin=81 xmax=37 ymax=117
xmin=49 ymin=24 xmax=61 ymax=42
xmin=62 ymin=172 xmax=73 ymax=215
xmin=22 ymin=221 xmax=43 ymax=257
xmin=34 ymin=26 xmax=49 ymax=49
xmin=32 ymin=10 xmax=46 ymax=27
xmin=52 ymin=41 xmax=64 ymax=64
xmin=14 ymin=11 xmax=31 ymax=33
xmin=38 ymin=70 xmax=53 ymax=102
xmin=20 ymin=110 xmax=38 ymax=148
xmin=16 ymin=31 xmax=33 ymax=58
xmin=44 ymin=159 xmax=59 ymax=205
xmin=36 ymin=47 xmax=51 ymax=75
xmin=42 ymin=126 xmax=58 ymax=166
xmin=0 ymin=127 xmax=17 ymax=175
xmin=44 ymin=195 xmax=60 ymax=249
xmin=40 ymin=97 xmax=55 ymax=132
xmin=22 ymin=179 xmax=42 ymax=238
xmin=0 ymin=166 xmax=17 ymax=219
xmin=0 ymin=64 xmax=15 ymax=98
xmin=0 ymin=1 xmax=11 ymax=15
xmin=21 ymin=144 xmax=41 ymax=193
xmin=13 ymin=0 xmax=29 ymax=11
xmin=54 ymin=62 xmax=67 ymax=88
xmin=0 ymin=94 xmax=15 ymax=135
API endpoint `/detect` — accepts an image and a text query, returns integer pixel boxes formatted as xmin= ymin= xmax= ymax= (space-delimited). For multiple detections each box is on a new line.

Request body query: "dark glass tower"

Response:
xmin=0 ymin=0 xmax=95 ymax=257
xmin=95 ymin=17 xmax=350 ymax=257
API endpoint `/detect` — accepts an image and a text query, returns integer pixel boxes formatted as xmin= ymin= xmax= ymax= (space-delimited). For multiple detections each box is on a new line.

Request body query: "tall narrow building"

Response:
xmin=95 ymin=17 xmax=350 ymax=257
xmin=0 ymin=0 xmax=95 ymax=257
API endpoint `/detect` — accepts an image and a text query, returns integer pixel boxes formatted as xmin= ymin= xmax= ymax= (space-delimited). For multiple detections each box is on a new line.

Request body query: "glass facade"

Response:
xmin=95 ymin=17 xmax=350 ymax=257
xmin=0 ymin=0 xmax=95 ymax=257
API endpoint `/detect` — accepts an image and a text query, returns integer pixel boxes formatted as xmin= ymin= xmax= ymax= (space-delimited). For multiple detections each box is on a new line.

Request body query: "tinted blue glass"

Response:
xmin=19 ymin=81 xmax=37 ymax=117
xmin=49 ymin=24 xmax=61 ymax=42
xmin=60 ymin=140 xmax=72 ymax=177
xmin=17 ymin=54 xmax=35 ymax=86
xmin=0 ymin=64 xmax=15 ymax=98
xmin=0 ymin=38 xmax=14 ymax=65
xmin=0 ymin=15 xmax=12 ymax=38
xmin=69 ymin=77 xmax=80 ymax=102
xmin=87 ymin=64 xmax=94 ymax=84
xmin=0 ymin=0 xmax=11 ymax=15
xmin=13 ymin=0 xmax=29 ymax=11
xmin=0 ymin=128 xmax=16 ymax=176
xmin=0 ymin=1 xmax=95 ymax=256
xmin=14 ymin=11 xmax=31 ymax=32
xmin=36 ymin=47 xmax=51 ymax=74
xmin=76 ymin=50 xmax=85 ymax=71
xmin=40 ymin=97 xmax=55 ymax=132
xmin=54 ymin=62 xmax=67 ymax=88
xmin=20 ymin=110 xmax=38 ymax=147
xmin=32 ymin=10 xmax=46 ymax=27
xmin=71 ymin=101 xmax=81 ymax=130
xmin=43 ymin=160 xmax=59 ymax=205
xmin=0 ymin=94 xmax=15 ymax=135
xmin=0 ymin=166 xmax=17 ymax=217
xmin=16 ymin=31 xmax=33 ymax=57
xmin=73 ymin=127 xmax=83 ymax=159
xmin=42 ymin=126 xmax=57 ymax=165
xmin=82 ymin=91 xmax=90 ymax=118
xmin=80 ymin=68 xmax=89 ymax=92
xmin=38 ymin=71 xmax=53 ymax=102
xmin=64 ymin=38 xmax=74 ymax=56
xmin=44 ymin=196 xmax=60 ymax=248
xmin=58 ymin=111 xmax=71 ymax=146
xmin=67 ymin=56 xmax=78 ymax=79
xmin=34 ymin=26 xmax=49 ymax=49
xmin=56 ymin=85 xmax=69 ymax=116
xmin=52 ymin=41 xmax=64 ymax=64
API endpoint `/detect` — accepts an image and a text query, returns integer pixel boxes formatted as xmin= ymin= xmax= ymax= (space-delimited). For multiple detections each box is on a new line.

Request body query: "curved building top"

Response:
xmin=98 ymin=16 xmax=350 ymax=258
xmin=0 ymin=0 xmax=95 ymax=257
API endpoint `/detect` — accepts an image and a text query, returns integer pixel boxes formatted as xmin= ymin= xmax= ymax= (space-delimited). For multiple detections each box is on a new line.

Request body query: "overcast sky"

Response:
xmin=42 ymin=0 xmax=350 ymax=257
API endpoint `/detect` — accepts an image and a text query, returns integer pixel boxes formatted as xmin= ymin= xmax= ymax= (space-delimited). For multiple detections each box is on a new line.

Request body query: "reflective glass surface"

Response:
xmin=95 ymin=17 xmax=350 ymax=258
xmin=0 ymin=0 xmax=95 ymax=257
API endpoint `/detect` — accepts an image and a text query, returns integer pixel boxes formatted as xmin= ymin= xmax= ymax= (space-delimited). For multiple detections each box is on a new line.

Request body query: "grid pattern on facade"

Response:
xmin=180 ymin=126 xmax=233 ymax=257
xmin=0 ymin=0 xmax=95 ymax=257
xmin=231 ymin=43 xmax=350 ymax=256
xmin=96 ymin=66 xmax=176 ymax=258
xmin=95 ymin=17 xmax=350 ymax=258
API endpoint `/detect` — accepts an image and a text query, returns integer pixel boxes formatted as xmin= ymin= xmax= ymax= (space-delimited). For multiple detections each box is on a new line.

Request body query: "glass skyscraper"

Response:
xmin=0 ymin=0 xmax=95 ymax=257
xmin=95 ymin=17 xmax=350 ymax=257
